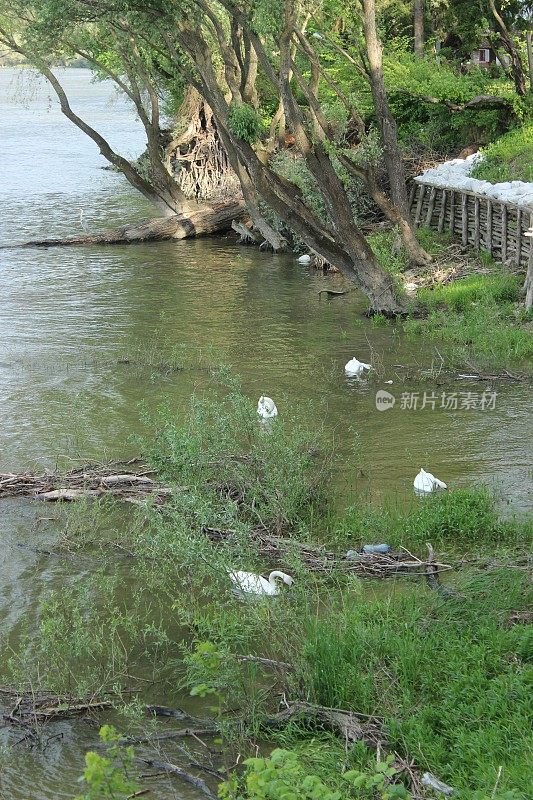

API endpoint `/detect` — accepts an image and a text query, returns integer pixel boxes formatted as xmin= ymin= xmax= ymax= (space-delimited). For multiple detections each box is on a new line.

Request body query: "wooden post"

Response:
xmin=461 ymin=193 xmax=468 ymax=246
xmin=437 ymin=190 xmax=447 ymax=233
xmin=414 ymin=184 xmax=425 ymax=227
xmin=449 ymin=191 xmax=455 ymax=234
xmin=425 ymin=187 xmax=436 ymax=227
xmin=516 ymin=208 xmax=522 ymax=266
xmin=524 ymin=222 xmax=533 ymax=312
xmin=486 ymin=199 xmax=493 ymax=255
xmin=408 ymin=183 xmax=416 ymax=212
xmin=501 ymin=203 xmax=508 ymax=264
xmin=474 ymin=197 xmax=480 ymax=250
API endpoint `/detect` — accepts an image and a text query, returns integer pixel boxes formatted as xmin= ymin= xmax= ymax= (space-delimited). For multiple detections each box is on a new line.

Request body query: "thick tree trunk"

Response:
xmin=488 ymin=0 xmax=527 ymax=96
xmin=414 ymin=0 xmax=425 ymax=57
xmin=13 ymin=201 xmax=245 ymax=248
xmin=526 ymin=31 xmax=533 ymax=93
xmin=362 ymin=0 xmax=431 ymax=266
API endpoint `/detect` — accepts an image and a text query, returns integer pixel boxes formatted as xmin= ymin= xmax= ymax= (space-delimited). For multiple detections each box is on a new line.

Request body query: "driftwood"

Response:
xmin=0 ymin=460 xmax=172 ymax=505
xmin=425 ymin=544 xmax=462 ymax=599
xmin=0 ymin=689 xmax=111 ymax=727
xmin=231 ymin=219 xmax=262 ymax=245
xmin=5 ymin=201 xmax=245 ymax=249
xmin=1 ymin=462 xmax=451 ymax=580
xmin=263 ymin=701 xmax=384 ymax=748
xmin=318 ymin=289 xmax=350 ymax=297
xmin=203 ymin=526 xmax=452 ymax=579
xmin=142 ymin=759 xmax=217 ymax=799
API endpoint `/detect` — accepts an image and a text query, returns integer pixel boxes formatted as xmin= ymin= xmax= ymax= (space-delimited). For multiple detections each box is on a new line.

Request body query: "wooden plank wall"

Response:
xmin=410 ymin=182 xmax=533 ymax=269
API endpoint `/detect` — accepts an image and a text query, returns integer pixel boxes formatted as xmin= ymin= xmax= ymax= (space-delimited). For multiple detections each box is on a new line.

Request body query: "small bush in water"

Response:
xmin=75 ymin=725 xmax=139 ymax=800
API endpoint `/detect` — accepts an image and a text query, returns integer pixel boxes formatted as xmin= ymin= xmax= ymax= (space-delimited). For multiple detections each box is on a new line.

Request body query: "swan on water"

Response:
xmin=345 ymin=357 xmax=372 ymax=377
xmin=229 ymin=570 xmax=294 ymax=596
xmin=257 ymin=396 xmax=278 ymax=419
xmin=297 ymin=254 xmax=311 ymax=264
xmin=414 ymin=468 xmax=447 ymax=493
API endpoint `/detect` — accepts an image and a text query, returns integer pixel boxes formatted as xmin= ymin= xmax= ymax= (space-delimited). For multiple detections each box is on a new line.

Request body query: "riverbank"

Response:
xmin=2 ymin=384 xmax=530 ymax=799
xmin=366 ymin=226 xmax=533 ymax=375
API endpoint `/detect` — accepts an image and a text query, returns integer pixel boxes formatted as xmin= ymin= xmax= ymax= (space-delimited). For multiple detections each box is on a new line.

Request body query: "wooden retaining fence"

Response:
xmin=410 ymin=182 xmax=533 ymax=269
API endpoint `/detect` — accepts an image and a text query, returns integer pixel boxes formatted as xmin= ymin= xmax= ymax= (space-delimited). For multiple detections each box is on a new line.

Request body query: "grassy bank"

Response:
xmin=471 ymin=124 xmax=533 ymax=184
xmin=2 ymin=384 xmax=530 ymax=800
xmin=369 ymin=227 xmax=533 ymax=373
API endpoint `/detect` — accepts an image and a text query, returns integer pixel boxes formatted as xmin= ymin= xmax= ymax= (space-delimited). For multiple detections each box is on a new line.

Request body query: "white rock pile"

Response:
xmin=415 ymin=153 xmax=533 ymax=209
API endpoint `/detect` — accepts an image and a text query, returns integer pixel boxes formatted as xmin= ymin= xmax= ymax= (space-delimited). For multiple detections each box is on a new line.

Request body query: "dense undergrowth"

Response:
xmin=1 ymin=380 xmax=530 ymax=800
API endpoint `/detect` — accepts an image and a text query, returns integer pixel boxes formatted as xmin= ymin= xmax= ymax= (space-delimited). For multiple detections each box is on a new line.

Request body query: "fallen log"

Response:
xmin=5 ymin=201 xmax=246 ymax=249
xmin=263 ymin=701 xmax=384 ymax=747
xmin=142 ymin=760 xmax=217 ymax=799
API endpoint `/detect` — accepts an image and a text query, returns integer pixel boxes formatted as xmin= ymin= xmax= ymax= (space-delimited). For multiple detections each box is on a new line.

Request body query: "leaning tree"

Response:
xmin=1 ymin=0 xmax=433 ymax=312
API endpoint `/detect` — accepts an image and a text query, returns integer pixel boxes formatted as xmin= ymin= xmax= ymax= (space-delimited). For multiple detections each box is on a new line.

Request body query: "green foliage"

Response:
xmin=5 ymin=572 xmax=137 ymax=696
xmin=219 ymin=748 xmax=410 ymax=800
xmin=405 ymin=299 xmax=533 ymax=371
xmin=471 ymin=123 xmax=533 ymax=183
xmin=338 ymin=488 xmax=520 ymax=550
xmin=302 ymin=569 xmax=532 ymax=797
xmin=76 ymin=725 xmax=139 ymax=800
xmin=417 ymin=274 xmax=522 ymax=312
xmin=228 ymin=104 xmax=264 ymax=143
xmin=141 ymin=371 xmax=328 ymax=534
xmin=382 ymin=51 xmax=522 ymax=151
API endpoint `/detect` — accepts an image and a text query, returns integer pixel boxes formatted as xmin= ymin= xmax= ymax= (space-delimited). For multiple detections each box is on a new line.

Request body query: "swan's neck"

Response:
xmin=268 ymin=571 xmax=285 ymax=584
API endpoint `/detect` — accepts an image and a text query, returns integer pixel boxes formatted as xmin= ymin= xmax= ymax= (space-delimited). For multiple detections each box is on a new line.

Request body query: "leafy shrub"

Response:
xmin=219 ymin=749 xmax=410 ymax=800
xmin=76 ymin=725 xmax=139 ymax=800
xmin=228 ymin=103 xmax=264 ymax=143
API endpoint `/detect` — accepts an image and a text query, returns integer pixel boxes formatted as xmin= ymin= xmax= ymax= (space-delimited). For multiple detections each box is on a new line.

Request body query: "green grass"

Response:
xmin=417 ymin=274 xmax=521 ymax=312
xmin=471 ymin=123 xmax=533 ymax=183
xmin=402 ymin=263 xmax=532 ymax=371
xmin=333 ymin=488 xmax=529 ymax=551
xmin=302 ymin=569 xmax=532 ymax=799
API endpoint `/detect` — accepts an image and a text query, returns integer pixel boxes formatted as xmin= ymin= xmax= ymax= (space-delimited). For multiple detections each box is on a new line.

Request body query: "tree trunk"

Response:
xmin=526 ymin=31 xmax=533 ymax=93
xmin=414 ymin=0 xmax=425 ymax=57
xmin=12 ymin=201 xmax=245 ymax=248
xmin=488 ymin=0 xmax=527 ymax=96
xmin=362 ymin=0 xmax=431 ymax=265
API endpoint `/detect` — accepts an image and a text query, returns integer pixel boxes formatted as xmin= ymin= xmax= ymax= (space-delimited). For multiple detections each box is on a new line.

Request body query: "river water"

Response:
xmin=0 ymin=68 xmax=531 ymax=798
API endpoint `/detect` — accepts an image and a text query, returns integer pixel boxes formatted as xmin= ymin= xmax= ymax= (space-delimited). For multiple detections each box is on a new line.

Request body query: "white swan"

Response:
xmin=229 ymin=570 xmax=294 ymax=597
xmin=414 ymin=468 xmax=447 ymax=494
xmin=297 ymin=254 xmax=311 ymax=264
xmin=344 ymin=357 xmax=372 ymax=377
xmin=257 ymin=396 xmax=278 ymax=419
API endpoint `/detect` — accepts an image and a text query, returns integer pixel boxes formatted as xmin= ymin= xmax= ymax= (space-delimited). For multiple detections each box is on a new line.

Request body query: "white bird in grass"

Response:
xmin=257 ymin=396 xmax=278 ymax=419
xmin=344 ymin=357 xmax=372 ymax=377
xmin=413 ymin=468 xmax=448 ymax=494
xmin=297 ymin=254 xmax=311 ymax=264
xmin=229 ymin=570 xmax=294 ymax=597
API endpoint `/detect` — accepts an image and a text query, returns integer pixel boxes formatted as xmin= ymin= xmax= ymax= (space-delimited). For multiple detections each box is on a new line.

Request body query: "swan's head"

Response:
xmin=268 ymin=570 xmax=294 ymax=587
